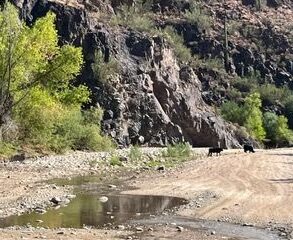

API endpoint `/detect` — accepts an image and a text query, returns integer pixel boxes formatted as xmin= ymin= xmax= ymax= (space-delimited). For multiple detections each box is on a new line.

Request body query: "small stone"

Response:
xmin=176 ymin=226 xmax=184 ymax=232
xmin=157 ymin=166 xmax=165 ymax=171
xmin=108 ymin=184 xmax=117 ymax=189
xmin=127 ymin=237 xmax=133 ymax=240
xmin=99 ymin=196 xmax=108 ymax=203
xmin=211 ymin=231 xmax=216 ymax=235
xmin=148 ymin=227 xmax=153 ymax=231
xmin=35 ymin=208 xmax=46 ymax=214
xmin=66 ymin=194 xmax=76 ymax=199
xmin=50 ymin=197 xmax=61 ymax=205
xmin=57 ymin=231 xmax=64 ymax=235
xmin=35 ymin=220 xmax=43 ymax=223
xmin=136 ymin=227 xmax=143 ymax=232
xmin=117 ymin=225 xmax=125 ymax=230
xmin=242 ymin=223 xmax=253 ymax=227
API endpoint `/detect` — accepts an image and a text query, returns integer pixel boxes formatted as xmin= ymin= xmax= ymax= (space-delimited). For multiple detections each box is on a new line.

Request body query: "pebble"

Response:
xmin=157 ymin=166 xmax=165 ymax=171
xmin=176 ymin=226 xmax=184 ymax=232
xmin=35 ymin=208 xmax=46 ymax=214
xmin=99 ymin=196 xmax=109 ymax=203
xmin=117 ymin=225 xmax=125 ymax=230
xmin=50 ymin=197 xmax=61 ymax=205
xmin=66 ymin=194 xmax=76 ymax=199
xmin=136 ymin=227 xmax=143 ymax=232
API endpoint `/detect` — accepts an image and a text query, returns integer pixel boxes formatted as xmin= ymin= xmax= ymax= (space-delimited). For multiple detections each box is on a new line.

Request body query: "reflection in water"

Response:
xmin=0 ymin=194 xmax=188 ymax=228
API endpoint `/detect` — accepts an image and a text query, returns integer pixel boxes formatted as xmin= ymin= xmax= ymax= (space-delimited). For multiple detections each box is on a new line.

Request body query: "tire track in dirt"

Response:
xmin=128 ymin=149 xmax=293 ymax=226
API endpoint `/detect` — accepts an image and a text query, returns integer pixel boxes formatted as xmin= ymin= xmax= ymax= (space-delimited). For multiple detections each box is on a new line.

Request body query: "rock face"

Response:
xmin=12 ymin=0 xmax=292 ymax=148
xmin=94 ymin=30 xmax=241 ymax=148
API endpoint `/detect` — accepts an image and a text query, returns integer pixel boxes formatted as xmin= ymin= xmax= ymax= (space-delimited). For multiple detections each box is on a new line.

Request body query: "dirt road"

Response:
xmin=126 ymin=149 xmax=293 ymax=227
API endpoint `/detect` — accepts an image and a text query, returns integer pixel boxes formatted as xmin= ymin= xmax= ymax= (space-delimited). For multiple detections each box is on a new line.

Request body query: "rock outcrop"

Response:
xmin=10 ymin=0 xmax=292 ymax=148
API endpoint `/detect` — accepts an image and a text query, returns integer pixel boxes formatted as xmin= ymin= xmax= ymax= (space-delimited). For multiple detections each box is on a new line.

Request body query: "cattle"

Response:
xmin=208 ymin=147 xmax=223 ymax=156
xmin=244 ymin=144 xmax=255 ymax=153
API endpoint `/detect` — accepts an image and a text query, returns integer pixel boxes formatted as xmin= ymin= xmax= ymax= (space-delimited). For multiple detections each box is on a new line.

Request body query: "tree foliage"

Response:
xmin=263 ymin=112 xmax=293 ymax=145
xmin=0 ymin=3 xmax=83 ymax=120
xmin=0 ymin=3 xmax=114 ymax=154
xmin=221 ymin=93 xmax=266 ymax=141
xmin=243 ymin=92 xmax=266 ymax=141
xmin=220 ymin=101 xmax=245 ymax=125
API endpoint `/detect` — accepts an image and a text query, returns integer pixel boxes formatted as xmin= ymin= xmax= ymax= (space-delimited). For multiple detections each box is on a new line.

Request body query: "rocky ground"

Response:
xmin=0 ymin=148 xmax=293 ymax=239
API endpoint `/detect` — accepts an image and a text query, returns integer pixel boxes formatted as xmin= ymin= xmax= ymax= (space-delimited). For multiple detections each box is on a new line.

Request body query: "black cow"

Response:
xmin=208 ymin=147 xmax=223 ymax=156
xmin=244 ymin=144 xmax=255 ymax=153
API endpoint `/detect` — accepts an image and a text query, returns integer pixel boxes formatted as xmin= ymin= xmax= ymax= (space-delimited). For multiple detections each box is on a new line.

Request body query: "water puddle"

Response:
xmin=0 ymin=193 xmax=187 ymax=228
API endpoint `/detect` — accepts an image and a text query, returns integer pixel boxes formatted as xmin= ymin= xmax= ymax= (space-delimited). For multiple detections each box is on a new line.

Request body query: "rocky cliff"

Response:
xmin=9 ymin=0 xmax=293 ymax=148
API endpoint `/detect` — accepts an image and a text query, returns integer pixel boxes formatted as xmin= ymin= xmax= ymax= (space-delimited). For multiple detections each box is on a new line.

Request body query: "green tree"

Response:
xmin=276 ymin=116 xmax=293 ymax=144
xmin=263 ymin=112 xmax=278 ymax=141
xmin=243 ymin=92 xmax=266 ymax=141
xmin=0 ymin=3 xmax=114 ymax=154
xmin=0 ymin=3 xmax=83 ymax=124
xmin=220 ymin=101 xmax=245 ymax=125
xmin=264 ymin=112 xmax=293 ymax=144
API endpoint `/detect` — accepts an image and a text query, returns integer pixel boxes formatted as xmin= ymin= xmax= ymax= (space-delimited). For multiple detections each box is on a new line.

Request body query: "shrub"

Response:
xmin=258 ymin=84 xmax=292 ymax=106
xmin=184 ymin=2 xmax=212 ymax=33
xmin=226 ymin=88 xmax=242 ymax=102
xmin=275 ymin=116 xmax=293 ymax=144
xmin=14 ymin=88 xmax=114 ymax=153
xmin=263 ymin=112 xmax=279 ymax=141
xmin=220 ymin=101 xmax=245 ymax=125
xmin=233 ymin=77 xmax=257 ymax=93
xmin=110 ymin=4 xmax=154 ymax=32
xmin=93 ymin=51 xmax=121 ymax=83
xmin=51 ymin=107 xmax=114 ymax=152
xmin=163 ymin=142 xmax=191 ymax=159
xmin=109 ymin=155 xmax=122 ymax=166
xmin=0 ymin=142 xmax=18 ymax=158
xmin=129 ymin=145 xmax=143 ymax=162
xmin=162 ymin=26 xmax=192 ymax=62
xmin=263 ymin=112 xmax=293 ymax=145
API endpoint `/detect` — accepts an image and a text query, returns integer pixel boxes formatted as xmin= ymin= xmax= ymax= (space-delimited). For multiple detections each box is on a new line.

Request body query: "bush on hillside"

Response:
xmin=184 ymin=2 xmax=212 ymax=33
xmin=161 ymin=26 xmax=192 ymax=62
